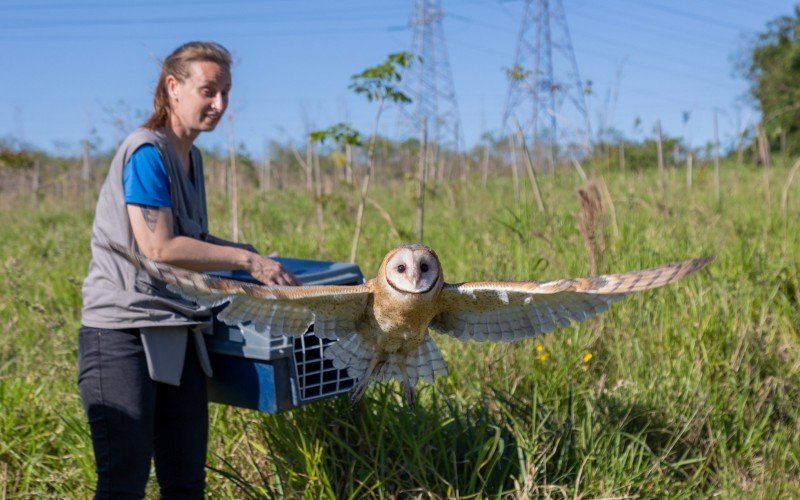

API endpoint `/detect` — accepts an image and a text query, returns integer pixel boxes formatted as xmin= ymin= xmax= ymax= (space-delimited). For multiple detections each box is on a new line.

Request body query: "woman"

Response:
xmin=78 ymin=41 xmax=297 ymax=498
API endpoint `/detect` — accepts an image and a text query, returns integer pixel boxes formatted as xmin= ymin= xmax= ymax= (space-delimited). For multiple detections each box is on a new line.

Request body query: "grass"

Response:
xmin=1 ymin=160 xmax=799 ymax=497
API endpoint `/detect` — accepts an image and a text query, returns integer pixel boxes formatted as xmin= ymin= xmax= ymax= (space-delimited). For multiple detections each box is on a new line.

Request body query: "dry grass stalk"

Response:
xmin=367 ymin=197 xmax=402 ymax=240
xmin=513 ymin=119 xmax=546 ymax=214
xmin=577 ymin=182 xmax=606 ymax=275
xmin=780 ymin=156 xmax=800 ymax=214
xmin=570 ymin=157 xmax=588 ymax=183
xmin=595 ymin=175 xmax=619 ymax=239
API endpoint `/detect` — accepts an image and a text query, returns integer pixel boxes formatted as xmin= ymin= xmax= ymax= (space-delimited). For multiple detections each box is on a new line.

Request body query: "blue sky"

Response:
xmin=0 ymin=0 xmax=794 ymax=157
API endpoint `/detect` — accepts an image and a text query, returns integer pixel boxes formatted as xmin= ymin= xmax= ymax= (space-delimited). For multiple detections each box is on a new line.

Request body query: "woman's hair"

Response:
xmin=142 ymin=41 xmax=232 ymax=130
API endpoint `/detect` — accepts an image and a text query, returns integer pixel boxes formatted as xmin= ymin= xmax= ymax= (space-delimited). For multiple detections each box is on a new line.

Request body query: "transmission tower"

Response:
xmin=502 ymin=0 xmax=592 ymax=168
xmin=399 ymin=0 xmax=463 ymax=154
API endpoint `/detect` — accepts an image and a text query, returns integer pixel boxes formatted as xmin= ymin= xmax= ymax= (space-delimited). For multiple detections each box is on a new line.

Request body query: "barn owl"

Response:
xmin=107 ymin=242 xmax=712 ymax=405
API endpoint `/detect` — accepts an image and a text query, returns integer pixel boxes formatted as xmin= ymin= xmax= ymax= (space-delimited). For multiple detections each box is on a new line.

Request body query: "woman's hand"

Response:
xmin=245 ymin=253 xmax=300 ymax=286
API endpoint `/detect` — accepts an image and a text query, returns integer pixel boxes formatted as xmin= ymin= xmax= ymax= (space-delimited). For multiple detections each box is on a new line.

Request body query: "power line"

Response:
xmin=571 ymin=7 xmax=734 ymax=52
xmin=448 ymin=13 xmax=734 ymax=81
xmin=615 ymin=0 xmax=751 ymax=32
xmin=0 ymin=25 xmax=394 ymax=43
xmin=0 ymin=5 xmax=409 ymax=30
xmin=0 ymin=0 xmax=280 ymax=11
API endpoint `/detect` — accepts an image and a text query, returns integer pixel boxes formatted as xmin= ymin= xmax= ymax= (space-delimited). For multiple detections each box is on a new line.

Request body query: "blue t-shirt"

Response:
xmin=123 ymin=144 xmax=172 ymax=208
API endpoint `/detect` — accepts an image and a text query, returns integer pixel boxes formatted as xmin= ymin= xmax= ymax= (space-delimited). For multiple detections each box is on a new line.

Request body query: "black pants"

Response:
xmin=77 ymin=326 xmax=208 ymax=499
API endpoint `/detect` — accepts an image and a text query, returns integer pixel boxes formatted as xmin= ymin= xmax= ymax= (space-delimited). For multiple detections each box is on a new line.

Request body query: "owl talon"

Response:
xmin=349 ymin=378 xmax=369 ymax=404
xmin=402 ymin=381 xmax=416 ymax=407
xmin=349 ymin=356 xmax=382 ymax=404
xmin=399 ymin=363 xmax=417 ymax=407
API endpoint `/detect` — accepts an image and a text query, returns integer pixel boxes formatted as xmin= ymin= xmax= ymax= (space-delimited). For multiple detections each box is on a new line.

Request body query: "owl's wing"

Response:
xmin=105 ymin=242 xmax=370 ymax=339
xmin=430 ymin=257 xmax=712 ymax=342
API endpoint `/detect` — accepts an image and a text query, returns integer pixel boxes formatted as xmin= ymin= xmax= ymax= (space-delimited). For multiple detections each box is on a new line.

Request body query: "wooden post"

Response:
xmin=313 ymin=142 xmax=324 ymax=231
xmin=655 ymin=120 xmax=665 ymax=195
xmin=737 ymin=131 xmax=745 ymax=166
xmin=427 ymin=143 xmax=437 ymax=182
xmin=756 ymin=124 xmax=772 ymax=170
xmin=261 ymin=156 xmax=271 ymax=191
xmin=481 ymin=143 xmax=489 ymax=188
xmin=305 ymin=140 xmax=313 ymax=192
xmin=620 ymin=142 xmax=626 ymax=174
xmin=781 ymin=129 xmax=787 ymax=165
xmin=32 ymin=159 xmax=40 ymax=196
xmin=81 ymin=139 xmax=91 ymax=210
xmin=345 ymin=143 xmax=353 ymax=185
xmin=714 ymin=111 xmax=721 ymax=205
xmin=416 ymin=120 xmax=428 ymax=243
xmin=686 ymin=153 xmax=693 ymax=191
xmin=547 ymin=140 xmax=556 ymax=175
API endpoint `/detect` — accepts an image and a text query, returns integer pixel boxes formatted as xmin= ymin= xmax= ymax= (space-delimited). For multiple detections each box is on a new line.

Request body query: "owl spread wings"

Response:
xmin=431 ymin=256 xmax=713 ymax=342
xmin=107 ymin=241 xmax=711 ymax=345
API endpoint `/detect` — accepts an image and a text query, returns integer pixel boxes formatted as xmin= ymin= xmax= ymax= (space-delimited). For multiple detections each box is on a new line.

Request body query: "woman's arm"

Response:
xmin=127 ymin=204 xmax=298 ymax=285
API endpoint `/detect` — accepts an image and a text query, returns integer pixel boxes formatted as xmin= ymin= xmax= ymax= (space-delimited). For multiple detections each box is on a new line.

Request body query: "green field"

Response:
xmin=1 ymin=161 xmax=799 ymax=497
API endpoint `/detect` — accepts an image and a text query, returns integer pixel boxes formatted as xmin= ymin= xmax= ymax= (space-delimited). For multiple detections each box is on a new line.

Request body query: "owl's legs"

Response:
xmin=398 ymin=363 xmax=416 ymax=408
xmin=349 ymin=355 xmax=382 ymax=404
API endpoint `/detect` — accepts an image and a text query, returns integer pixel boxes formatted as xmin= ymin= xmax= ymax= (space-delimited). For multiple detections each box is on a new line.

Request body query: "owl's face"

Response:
xmin=381 ymin=244 xmax=442 ymax=295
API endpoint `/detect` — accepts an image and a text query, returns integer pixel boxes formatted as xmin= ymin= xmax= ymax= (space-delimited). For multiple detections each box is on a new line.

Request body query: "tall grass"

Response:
xmin=1 ymin=161 xmax=799 ymax=497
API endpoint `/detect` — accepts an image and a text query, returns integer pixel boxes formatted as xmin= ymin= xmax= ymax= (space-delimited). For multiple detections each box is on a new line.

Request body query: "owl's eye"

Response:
xmin=420 ymin=263 xmax=429 ymax=272
xmin=397 ymin=264 xmax=406 ymax=273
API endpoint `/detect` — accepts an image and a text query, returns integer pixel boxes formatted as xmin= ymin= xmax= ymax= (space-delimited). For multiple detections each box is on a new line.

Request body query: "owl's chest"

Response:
xmin=362 ymin=288 xmax=439 ymax=352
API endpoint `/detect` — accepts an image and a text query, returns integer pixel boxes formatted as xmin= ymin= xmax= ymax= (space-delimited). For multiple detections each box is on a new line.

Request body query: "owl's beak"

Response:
xmin=409 ymin=269 xmax=422 ymax=288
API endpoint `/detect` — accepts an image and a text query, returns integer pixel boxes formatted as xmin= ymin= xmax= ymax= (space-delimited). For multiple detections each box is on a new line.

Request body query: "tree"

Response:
xmin=309 ymin=123 xmax=362 ymax=184
xmin=741 ymin=7 xmax=800 ymax=151
xmin=347 ymin=52 xmax=413 ymax=262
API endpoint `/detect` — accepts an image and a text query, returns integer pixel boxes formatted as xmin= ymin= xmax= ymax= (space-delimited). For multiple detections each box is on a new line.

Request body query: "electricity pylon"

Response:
xmin=502 ymin=0 xmax=592 ymax=170
xmin=399 ymin=0 xmax=463 ymax=156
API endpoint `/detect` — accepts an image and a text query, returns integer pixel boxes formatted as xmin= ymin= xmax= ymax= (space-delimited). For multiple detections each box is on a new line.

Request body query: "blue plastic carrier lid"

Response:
xmin=209 ymin=257 xmax=365 ymax=286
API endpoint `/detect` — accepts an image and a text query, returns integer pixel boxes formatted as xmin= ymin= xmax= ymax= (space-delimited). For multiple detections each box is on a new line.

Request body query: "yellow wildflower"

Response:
xmin=536 ymin=344 xmax=544 ymax=353
xmin=537 ymin=352 xmax=549 ymax=362
xmin=582 ymin=352 xmax=593 ymax=364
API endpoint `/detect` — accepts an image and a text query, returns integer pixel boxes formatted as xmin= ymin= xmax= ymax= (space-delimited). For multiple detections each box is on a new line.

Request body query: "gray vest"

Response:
xmin=81 ymin=128 xmax=213 ymax=383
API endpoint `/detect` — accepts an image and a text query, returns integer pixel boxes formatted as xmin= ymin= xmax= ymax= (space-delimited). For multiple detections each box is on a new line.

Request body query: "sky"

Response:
xmin=0 ymin=0 xmax=795 ymax=158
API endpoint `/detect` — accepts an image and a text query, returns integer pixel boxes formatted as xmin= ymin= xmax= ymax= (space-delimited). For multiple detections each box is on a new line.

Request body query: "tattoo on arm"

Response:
xmin=140 ymin=206 xmax=159 ymax=233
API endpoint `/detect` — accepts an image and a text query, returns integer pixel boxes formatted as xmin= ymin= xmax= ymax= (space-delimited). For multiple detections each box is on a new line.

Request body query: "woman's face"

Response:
xmin=167 ymin=60 xmax=231 ymax=134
